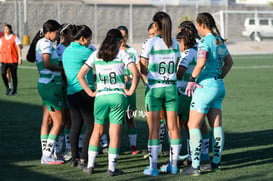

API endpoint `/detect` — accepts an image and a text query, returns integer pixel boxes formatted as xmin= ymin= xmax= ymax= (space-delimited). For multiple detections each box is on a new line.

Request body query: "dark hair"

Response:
xmin=26 ymin=19 xmax=61 ymax=62
xmin=179 ymin=20 xmax=200 ymax=39
xmin=153 ymin=11 xmax=172 ymax=48
xmin=98 ymin=29 xmax=122 ymax=62
xmin=117 ymin=25 xmax=128 ymax=35
xmin=176 ymin=28 xmax=196 ymax=50
xmin=57 ymin=23 xmax=76 ymax=45
xmin=196 ymin=12 xmax=225 ymax=43
xmin=72 ymin=25 xmax=92 ymax=41
xmin=4 ymin=23 xmax=13 ymax=34
xmin=147 ymin=23 xmax=153 ymax=31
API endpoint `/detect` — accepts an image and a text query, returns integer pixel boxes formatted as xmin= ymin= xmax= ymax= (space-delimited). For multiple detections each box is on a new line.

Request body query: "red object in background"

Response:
xmin=0 ymin=32 xmax=4 ymax=37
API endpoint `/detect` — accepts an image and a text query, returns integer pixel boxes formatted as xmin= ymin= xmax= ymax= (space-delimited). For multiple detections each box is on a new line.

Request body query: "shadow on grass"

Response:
xmin=0 ymin=98 xmax=273 ymax=180
xmin=222 ymin=129 xmax=273 ymax=169
xmin=0 ymin=99 xmax=68 ymax=181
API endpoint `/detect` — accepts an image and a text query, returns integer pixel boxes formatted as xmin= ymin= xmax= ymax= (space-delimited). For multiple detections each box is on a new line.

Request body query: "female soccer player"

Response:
xmin=78 ymin=28 xmax=139 ymax=176
xmin=117 ymin=25 xmax=140 ymax=155
xmin=54 ymin=23 xmax=73 ymax=161
xmin=62 ymin=25 xmax=95 ymax=168
xmin=27 ymin=19 xmax=64 ymax=165
xmin=182 ymin=12 xmax=233 ymax=176
xmin=178 ymin=21 xmax=211 ymax=167
xmin=139 ymin=11 xmax=181 ymax=176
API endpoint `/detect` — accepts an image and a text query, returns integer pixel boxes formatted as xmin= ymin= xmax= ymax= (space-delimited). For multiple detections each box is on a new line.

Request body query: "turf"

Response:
xmin=0 ymin=54 xmax=273 ymax=181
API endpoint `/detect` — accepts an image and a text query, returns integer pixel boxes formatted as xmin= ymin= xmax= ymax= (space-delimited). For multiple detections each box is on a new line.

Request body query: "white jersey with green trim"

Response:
xmin=141 ymin=36 xmax=180 ymax=89
xmin=36 ymin=38 xmax=61 ymax=84
xmin=177 ymin=48 xmax=197 ymax=95
xmin=85 ymin=49 xmax=134 ymax=97
xmin=124 ymin=45 xmax=139 ymax=81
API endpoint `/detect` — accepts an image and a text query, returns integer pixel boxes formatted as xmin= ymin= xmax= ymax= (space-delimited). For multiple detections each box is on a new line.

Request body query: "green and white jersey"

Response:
xmin=36 ymin=38 xmax=61 ymax=84
xmin=85 ymin=49 xmax=133 ymax=97
xmin=124 ymin=45 xmax=139 ymax=76
xmin=177 ymin=47 xmax=197 ymax=95
xmin=141 ymin=35 xmax=180 ymax=89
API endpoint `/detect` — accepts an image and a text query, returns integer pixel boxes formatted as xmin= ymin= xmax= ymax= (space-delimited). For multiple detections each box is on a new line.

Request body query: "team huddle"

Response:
xmin=25 ymin=11 xmax=233 ymax=177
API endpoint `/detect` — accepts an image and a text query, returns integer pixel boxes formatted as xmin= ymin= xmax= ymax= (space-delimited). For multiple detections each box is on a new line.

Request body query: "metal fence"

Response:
xmin=1 ymin=1 xmax=273 ymax=44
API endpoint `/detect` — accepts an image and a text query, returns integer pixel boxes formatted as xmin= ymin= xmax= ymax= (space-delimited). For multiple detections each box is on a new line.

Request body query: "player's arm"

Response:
xmin=177 ymin=66 xmax=186 ymax=80
xmin=42 ymin=53 xmax=63 ymax=72
xmin=222 ymin=53 xmax=233 ymax=78
xmin=191 ymin=49 xmax=207 ymax=79
xmin=139 ymin=56 xmax=148 ymax=84
xmin=125 ymin=62 xmax=140 ymax=96
xmin=77 ymin=64 xmax=96 ymax=97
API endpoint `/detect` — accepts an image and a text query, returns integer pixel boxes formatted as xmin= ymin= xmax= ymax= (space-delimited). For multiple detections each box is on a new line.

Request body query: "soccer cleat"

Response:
xmin=102 ymin=146 xmax=108 ymax=154
xmin=11 ymin=90 xmax=17 ymax=96
xmin=211 ymin=162 xmax=221 ymax=171
xmin=77 ymin=160 xmax=87 ymax=169
xmin=143 ymin=167 xmax=159 ymax=176
xmin=41 ymin=155 xmax=64 ymax=165
xmin=160 ymin=163 xmax=178 ymax=174
xmin=5 ymin=88 xmax=12 ymax=96
xmin=108 ymin=169 xmax=124 ymax=176
xmin=200 ymin=162 xmax=221 ymax=172
xmin=63 ymin=149 xmax=72 ymax=161
xmin=130 ymin=145 xmax=140 ymax=155
xmin=70 ymin=159 xmax=79 ymax=167
xmin=83 ymin=167 xmax=94 ymax=175
xmin=200 ymin=162 xmax=212 ymax=172
xmin=54 ymin=151 xmax=64 ymax=161
xmin=181 ymin=166 xmax=200 ymax=176
xmin=178 ymin=155 xmax=192 ymax=167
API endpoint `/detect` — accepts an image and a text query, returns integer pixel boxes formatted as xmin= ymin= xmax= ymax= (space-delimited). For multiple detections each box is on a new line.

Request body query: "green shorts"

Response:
xmin=94 ymin=93 xmax=127 ymax=125
xmin=145 ymin=85 xmax=178 ymax=112
xmin=38 ymin=81 xmax=64 ymax=111
xmin=178 ymin=93 xmax=191 ymax=121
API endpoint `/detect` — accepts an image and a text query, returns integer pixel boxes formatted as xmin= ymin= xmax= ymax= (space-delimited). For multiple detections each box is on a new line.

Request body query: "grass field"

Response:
xmin=0 ymin=54 xmax=273 ymax=181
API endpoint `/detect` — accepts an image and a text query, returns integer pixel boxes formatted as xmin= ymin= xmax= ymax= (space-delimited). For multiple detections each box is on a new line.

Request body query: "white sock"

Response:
xmin=169 ymin=140 xmax=181 ymax=168
xmin=55 ymin=136 xmax=64 ymax=154
xmin=78 ymin=134 xmax=84 ymax=148
xmin=87 ymin=151 xmax=98 ymax=168
xmin=148 ymin=145 xmax=159 ymax=169
xmin=201 ymin=138 xmax=209 ymax=155
xmin=65 ymin=134 xmax=71 ymax=150
xmin=41 ymin=139 xmax=47 ymax=153
xmin=100 ymin=134 xmax=108 ymax=148
xmin=44 ymin=139 xmax=56 ymax=157
xmin=108 ymin=153 xmax=119 ymax=172
xmin=128 ymin=134 xmax=137 ymax=147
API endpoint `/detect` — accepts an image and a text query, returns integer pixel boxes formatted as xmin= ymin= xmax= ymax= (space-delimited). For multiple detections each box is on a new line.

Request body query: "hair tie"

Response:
xmin=60 ymin=23 xmax=70 ymax=34
xmin=39 ymin=28 xmax=44 ymax=37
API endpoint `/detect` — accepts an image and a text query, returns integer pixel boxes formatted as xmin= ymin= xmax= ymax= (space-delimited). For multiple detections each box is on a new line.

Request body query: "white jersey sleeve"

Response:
xmin=85 ymin=50 xmax=97 ymax=68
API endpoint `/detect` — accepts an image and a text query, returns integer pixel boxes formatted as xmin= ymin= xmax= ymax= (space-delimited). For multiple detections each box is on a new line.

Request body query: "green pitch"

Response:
xmin=0 ymin=54 xmax=272 ymax=180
